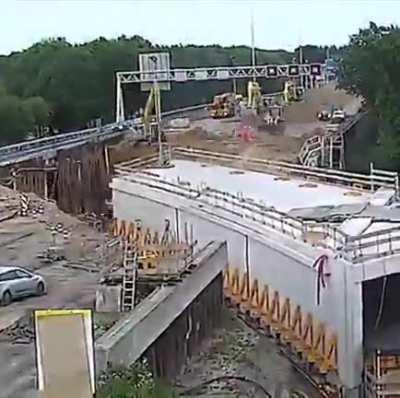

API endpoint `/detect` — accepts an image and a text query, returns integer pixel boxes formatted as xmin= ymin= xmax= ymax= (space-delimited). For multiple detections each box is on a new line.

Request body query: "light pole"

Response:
xmin=230 ymin=56 xmax=237 ymax=95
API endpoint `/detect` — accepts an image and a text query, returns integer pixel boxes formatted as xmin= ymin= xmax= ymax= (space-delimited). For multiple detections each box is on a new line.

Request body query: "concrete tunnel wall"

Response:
xmin=111 ymin=181 xmax=363 ymax=390
xmin=96 ymin=241 xmax=227 ymax=375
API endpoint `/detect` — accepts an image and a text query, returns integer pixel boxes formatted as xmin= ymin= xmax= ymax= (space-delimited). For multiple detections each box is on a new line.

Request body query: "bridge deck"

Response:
xmin=147 ymin=159 xmax=372 ymax=212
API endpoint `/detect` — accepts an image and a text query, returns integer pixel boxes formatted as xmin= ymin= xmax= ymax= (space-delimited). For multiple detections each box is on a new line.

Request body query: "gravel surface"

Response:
xmin=175 ymin=310 xmax=320 ymax=398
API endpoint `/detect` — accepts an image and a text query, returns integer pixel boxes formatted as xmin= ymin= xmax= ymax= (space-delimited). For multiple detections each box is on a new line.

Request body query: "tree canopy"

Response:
xmin=338 ymin=22 xmax=400 ymax=168
xmin=0 ymin=36 xmax=293 ymax=144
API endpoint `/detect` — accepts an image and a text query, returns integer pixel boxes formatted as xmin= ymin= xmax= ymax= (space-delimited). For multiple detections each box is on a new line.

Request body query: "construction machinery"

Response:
xmin=283 ymin=80 xmax=304 ymax=103
xmin=264 ymin=104 xmax=284 ymax=126
xmin=317 ymin=108 xmax=346 ymax=123
xmin=207 ymin=93 xmax=235 ymax=119
xmin=330 ymin=109 xmax=346 ymax=124
xmin=142 ymin=82 xmax=162 ymax=141
xmin=317 ymin=109 xmax=331 ymax=121
xmin=247 ymin=81 xmax=262 ymax=112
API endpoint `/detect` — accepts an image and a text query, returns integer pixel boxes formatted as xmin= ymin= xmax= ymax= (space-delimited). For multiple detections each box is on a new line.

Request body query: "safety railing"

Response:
xmin=161 ymin=103 xmax=209 ymax=117
xmin=113 ymin=149 xmax=400 ymax=262
xmin=364 ymin=370 xmax=400 ymax=398
xmin=364 ymin=351 xmax=400 ymax=398
xmin=344 ymin=225 xmax=400 ymax=263
xmin=173 ymin=147 xmax=399 ymax=194
xmin=0 ymin=104 xmax=206 ymax=164
xmin=115 ymin=154 xmax=160 ymax=173
xmin=116 ymin=170 xmax=350 ymax=252
xmin=299 ymin=135 xmax=322 ymax=163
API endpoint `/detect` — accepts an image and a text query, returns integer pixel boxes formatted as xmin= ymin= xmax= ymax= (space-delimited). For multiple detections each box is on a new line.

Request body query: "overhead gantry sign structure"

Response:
xmin=115 ymin=52 xmax=324 ymax=123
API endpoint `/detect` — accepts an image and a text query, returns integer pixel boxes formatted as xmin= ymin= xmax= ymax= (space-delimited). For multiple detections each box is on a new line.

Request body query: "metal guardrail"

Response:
xmin=173 ymin=147 xmax=399 ymax=193
xmin=162 ymin=103 xmax=208 ymax=117
xmin=298 ymin=112 xmax=366 ymax=168
xmin=114 ymin=170 xmax=349 ymax=253
xmin=0 ymin=105 xmax=206 ymax=166
xmin=365 ymin=368 xmax=400 ymax=397
xmin=114 ymin=148 xmax=400 ymax=263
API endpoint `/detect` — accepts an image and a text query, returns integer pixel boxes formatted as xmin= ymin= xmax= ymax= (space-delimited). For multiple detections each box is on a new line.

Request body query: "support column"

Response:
xmin=116 ymin=74 xmax=125 ymax=123
xmin=339 ymin=265 xmax=363 ymax=395
xmin=44 ymin=159 xmax=49 ymax=200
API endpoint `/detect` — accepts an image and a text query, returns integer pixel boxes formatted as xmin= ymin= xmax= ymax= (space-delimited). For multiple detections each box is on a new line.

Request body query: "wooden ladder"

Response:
xmin=121 ymin=241 xmax=138 ymax=312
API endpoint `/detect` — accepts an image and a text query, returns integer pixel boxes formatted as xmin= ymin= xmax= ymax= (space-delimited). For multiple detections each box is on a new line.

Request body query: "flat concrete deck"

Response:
xmin=146 ymin=159 xmax=371 ymax=212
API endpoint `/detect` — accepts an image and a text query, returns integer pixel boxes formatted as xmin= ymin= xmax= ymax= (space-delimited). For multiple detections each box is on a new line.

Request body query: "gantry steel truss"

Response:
xmin=117 ymin=63 xmax=323 ymax=84
xmin=115 ymin=62 xmax=324 ymax=122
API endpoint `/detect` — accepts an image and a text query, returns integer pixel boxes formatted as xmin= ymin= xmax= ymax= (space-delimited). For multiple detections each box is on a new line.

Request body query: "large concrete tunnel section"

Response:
xmin=110 ymin=149 xmax=400 ymax=396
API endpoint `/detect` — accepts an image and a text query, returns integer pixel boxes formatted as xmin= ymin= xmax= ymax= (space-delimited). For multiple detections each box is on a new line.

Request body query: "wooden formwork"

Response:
xmin=223 ymin=267 xmax=338 ymax=376
xmin=109 ymin=218 xmax=191 ymax=273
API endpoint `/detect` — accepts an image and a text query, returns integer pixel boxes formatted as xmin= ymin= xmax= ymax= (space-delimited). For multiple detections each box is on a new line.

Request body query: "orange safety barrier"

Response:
xmin=224 ymin=266 xmax=338 ymax=375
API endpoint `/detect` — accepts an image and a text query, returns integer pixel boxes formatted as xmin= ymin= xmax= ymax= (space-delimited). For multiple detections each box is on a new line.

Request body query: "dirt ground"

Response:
xmin=113 ymin=83 xmax=359 ymax=165
xmin=0 ymin=185 xmax=109 ymax=398
xmin=285 ymin=84 xmax=359 ymax=124
xmin=175 ymin=310 xmax=320 ymax=398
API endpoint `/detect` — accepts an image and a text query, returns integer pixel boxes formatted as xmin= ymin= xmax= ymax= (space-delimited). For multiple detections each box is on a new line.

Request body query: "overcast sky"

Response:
xmin=1 ymin=0 xmax=400 ymax=55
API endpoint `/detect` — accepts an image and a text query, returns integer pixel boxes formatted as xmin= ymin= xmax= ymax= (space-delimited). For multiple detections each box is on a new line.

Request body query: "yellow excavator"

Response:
xmin=208 ymin=93 xmax=235 ymax=118
xmin=283 ymin=80 xmax=304 ymax=103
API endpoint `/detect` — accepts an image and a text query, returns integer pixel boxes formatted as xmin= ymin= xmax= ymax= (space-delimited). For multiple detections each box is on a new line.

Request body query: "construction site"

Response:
xmin=0 ymin=48 xmax=397 ymax=398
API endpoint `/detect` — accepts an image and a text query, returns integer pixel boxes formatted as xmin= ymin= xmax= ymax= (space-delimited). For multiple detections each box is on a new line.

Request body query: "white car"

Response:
xmin=331 ymin=110 xmax=346 ymax=124
xmin=0 ymin=266 xmax=46 ymax=306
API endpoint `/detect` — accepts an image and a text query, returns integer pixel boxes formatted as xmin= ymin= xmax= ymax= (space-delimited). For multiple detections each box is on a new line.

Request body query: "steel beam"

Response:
xmin=117 ymin=63 xmax=323 ymax=84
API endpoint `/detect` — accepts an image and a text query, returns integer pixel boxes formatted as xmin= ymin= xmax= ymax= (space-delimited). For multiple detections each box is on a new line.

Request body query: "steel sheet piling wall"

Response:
xmin=143 ymin=273 xmax=223 ymax=379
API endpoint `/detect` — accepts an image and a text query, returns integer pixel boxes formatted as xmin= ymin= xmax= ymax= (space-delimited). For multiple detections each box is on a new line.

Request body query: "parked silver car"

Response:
xmin=0 ymin=266 xmax=46 ymax=306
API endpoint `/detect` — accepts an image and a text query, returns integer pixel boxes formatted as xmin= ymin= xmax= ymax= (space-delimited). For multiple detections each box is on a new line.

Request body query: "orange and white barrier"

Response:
xmin=223 ymin=267 xmax=338 ymax=375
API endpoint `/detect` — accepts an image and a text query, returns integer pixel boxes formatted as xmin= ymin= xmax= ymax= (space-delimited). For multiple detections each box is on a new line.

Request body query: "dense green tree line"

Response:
xmin=0 ymin=36 xmax=295 ymax=144
xmin=0 ymin=33 xmax=346 ymax=146
xmin=338 ymin=22 xmax=400 ymax=170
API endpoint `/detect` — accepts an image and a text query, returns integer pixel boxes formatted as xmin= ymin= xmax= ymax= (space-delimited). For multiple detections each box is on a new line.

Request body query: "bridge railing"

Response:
xmin=173 ymin=147 xmax=399 ymax=193
xmin=119 ymin=171 xmax=400 ymax=262
xmin=0 ymin=127 xmax=97 ymax=157
xmin=0 ymin=104 xmax=210 ymax=164
xmin=113 ymin=149 xmax=400 ymax=262
xmin=115 ymin=169 xmax=349 ymax=252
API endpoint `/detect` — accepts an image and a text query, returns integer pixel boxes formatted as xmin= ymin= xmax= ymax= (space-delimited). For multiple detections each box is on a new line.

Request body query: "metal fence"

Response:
xmin=0 ymin=106 xmax=206 ymax=166
xmin=114 ymin=148 xmax=400 ymax=263
xmin=173 ymin=147 xmax=399 ymax=194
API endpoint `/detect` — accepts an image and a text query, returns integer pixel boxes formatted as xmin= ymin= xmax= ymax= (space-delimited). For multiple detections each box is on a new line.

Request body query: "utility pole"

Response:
xmin=251 ymin=13 xmax=256 ymax=82
xmin=230 ymin=56 xmax=237 ymax=95
xmin=153 ymin=81 xmax=163 ymax=166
